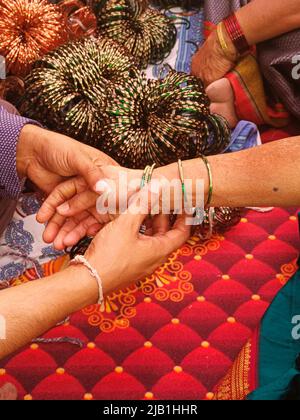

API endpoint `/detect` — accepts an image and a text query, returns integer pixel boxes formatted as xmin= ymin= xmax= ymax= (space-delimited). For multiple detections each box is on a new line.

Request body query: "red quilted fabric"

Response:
xmin=1 ymin=207 xmax=299 ymax=400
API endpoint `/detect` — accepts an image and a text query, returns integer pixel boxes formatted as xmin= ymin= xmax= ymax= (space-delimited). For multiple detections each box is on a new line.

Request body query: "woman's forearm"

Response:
xmin=157 ymin=136 xmax=300 ymax=209
xmin=236 ymin=0 xmax=300 ymax=46
xmin=0 ymin=265 xmax=99 ymax=359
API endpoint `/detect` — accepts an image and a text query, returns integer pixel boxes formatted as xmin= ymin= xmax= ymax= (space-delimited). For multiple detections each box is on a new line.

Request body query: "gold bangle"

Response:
xmin=178 ymin=159 xmax=187 ymax=201
xmin=147 ymin=163 xmax=156 ymax=184
xmin=217 ymin=22 xmax=233 ymax=60
xmin=200 ymin=155 xmax=213 ymax=208
xmin=141 ymin=165 xmax=150 ymax=188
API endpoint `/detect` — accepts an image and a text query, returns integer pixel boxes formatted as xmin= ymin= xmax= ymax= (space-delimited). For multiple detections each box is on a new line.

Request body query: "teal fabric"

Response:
xmin=248 ymin=269 xmax=300 ymax=400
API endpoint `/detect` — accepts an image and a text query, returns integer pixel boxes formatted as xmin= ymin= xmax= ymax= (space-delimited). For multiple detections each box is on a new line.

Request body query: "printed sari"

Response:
xmin=204 ymin=0 xmax=300 ymax=127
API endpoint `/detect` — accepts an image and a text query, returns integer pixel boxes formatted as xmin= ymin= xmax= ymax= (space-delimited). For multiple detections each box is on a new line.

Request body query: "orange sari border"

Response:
xmin=213 ymin=328 xmax=259 ymax=400
xmin=227 ymin=54 xmax=290 ymax=128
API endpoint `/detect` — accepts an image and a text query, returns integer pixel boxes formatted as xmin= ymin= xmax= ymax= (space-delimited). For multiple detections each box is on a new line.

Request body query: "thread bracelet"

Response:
xmin=70 ymin=255 xmax=104 ymax=305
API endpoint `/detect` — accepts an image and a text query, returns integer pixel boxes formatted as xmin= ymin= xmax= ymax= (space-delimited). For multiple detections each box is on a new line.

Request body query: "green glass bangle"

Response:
xmin=141 ymin=163 xmax=156 ymax=188
xmin=141 ymin=165 xmax=150 ymax=188
xmin=200 ymin=155 xmax=213 ymax=208
xmin=147 ymin=163 xmax=157 ymax=184
xmin=178 ymin=159 xmax=187 ymax=202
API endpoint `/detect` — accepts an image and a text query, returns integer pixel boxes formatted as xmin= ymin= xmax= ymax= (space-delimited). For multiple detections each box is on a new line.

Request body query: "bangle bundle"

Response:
xmin=90 ymin=0 xmax=177 ymax=68
xmin=21 ymin=37 xmax=138 ymax=146
xmin=141 ymin=163 xmax=156 ymax=188
xmin=223 ymin=14 xmax=250 ymax=56
xmin=0 ymin=0 xmax=68 ymax=77
xmin=103 ymin=68 xmax=231 ymax=168
xmin=23 ymin=53 xmax=231 ymax=168
xmin=197 ymin=207 xmax=242 ymax=239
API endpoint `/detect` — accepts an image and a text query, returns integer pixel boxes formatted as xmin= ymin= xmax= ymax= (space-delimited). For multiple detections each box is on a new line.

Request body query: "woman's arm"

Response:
xmin=155 ymin=135 xmax=300 ymax=209
xmin=38 ymin=135 xmax=300 ymax=250
xmin=0 ymin=266 xmax=98 ymax=359
xmin=0 ymin=196 xmax=190 ymax=359
xmin=191 ymin=0 xmax=300 ymax=86
xmin=236 ymin=0 xmax=300 ymax=46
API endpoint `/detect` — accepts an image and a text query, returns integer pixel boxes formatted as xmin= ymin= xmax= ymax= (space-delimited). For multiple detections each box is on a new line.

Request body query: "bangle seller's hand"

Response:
xmin=36 ymin=163 xmax=181 ymax=249
xmin=83 ymin=190 xmax=191 ymax=295
xmin=16 ymin=124 xmax=119 ymax=196
xmin=191 ymin=29 xmax=237 ymax=87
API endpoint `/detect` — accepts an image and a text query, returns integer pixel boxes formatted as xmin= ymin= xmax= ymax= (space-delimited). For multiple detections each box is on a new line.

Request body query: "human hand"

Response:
xmin=191 ymin=29 xmax=237 ymax=87
xmin=83 ymin=190 xmax=191 ymax=294
xmin=16 ymin=124 xmax=119 ymax=196
xmin=206 ymin=78 xmax=238 ymax=128
xmin=37 ymin=163 xmax=183 ymax=249
xmin=37 ymin=165 xmax=143 ymax=249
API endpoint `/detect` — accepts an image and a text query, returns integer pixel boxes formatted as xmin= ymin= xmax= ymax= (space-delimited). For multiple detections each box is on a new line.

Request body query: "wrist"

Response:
xmin=16 ymin=124 xmax=39 ymax=178
xmin=223 ymin=14 xmax=250 ymax=57
xmin=215 ymin=25 xmax=239 ymax=63
xmin=66 ymin=264 xmax=100 ymax=307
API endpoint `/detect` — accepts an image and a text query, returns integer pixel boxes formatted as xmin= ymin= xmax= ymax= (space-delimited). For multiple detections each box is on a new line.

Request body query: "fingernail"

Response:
xmin=57 ymin=203 xmax=70 ymax=215
xmin=95 ymin=180 xmax=112 ymax=193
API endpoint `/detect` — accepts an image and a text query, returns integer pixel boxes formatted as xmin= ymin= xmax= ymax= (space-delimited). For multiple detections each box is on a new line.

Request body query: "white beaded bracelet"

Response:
xmin=70 ymin=255 xmax=104 ymax=305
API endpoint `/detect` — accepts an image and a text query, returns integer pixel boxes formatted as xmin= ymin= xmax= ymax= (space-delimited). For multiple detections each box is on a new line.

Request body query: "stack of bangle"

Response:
xmin=217 ymin=22 xmax=237 ymax=61
xmin=223 ymin=13 xmax=250 ymax=56
xmin=177 ymin=159 xmax=187 ymax=203
xmin=140 ymin=163 xmax=156 ymax=234
xmin=141 ymin=163 xmax=156 ymax=188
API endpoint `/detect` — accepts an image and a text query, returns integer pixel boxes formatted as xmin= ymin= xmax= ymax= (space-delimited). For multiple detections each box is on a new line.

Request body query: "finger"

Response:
xmin=53 ymin=219 xmax=78 ymax=250
xmin=74 ymin=152 xmax=107 ymax=193
xmin=37 ymin=177 xmax=87 ymax=223
xmin=118 ymin=187 xmax=157 ymax=234
xmin=56 ymin=190 xmax=99 ymax=217
xmin=86 ymin=223 xmax=103 ymax=237
xmin=43 ymin=208 xmax=89 ymax=245
xmin=63 ymin=216 xmax=101 ymax=247
xmin=43 ymin=212 xmax=67 ymax=244
xmin=152 ymin=214 xmax=170 ymax=236
xmin=52 ymin=211 xmax=92 ymax=249
xmin=159 ymin=215 xmax=191 ymax=255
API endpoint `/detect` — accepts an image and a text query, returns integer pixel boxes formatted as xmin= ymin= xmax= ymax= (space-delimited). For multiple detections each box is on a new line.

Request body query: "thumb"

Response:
xmin=74 ymin=153 xmax=106 ymax=192
xmin=159 ymin=214 xmax=191 ymax=255
xmin=117 ymin=186 xmax=159 ymax=235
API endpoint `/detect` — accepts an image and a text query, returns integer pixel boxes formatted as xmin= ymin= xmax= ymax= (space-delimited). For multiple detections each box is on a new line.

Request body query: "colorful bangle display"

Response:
xmin=223 ymin=14 xmax=250 ymax=56
xmin=200 ymin=155 xmax=213 ymax=209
